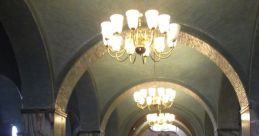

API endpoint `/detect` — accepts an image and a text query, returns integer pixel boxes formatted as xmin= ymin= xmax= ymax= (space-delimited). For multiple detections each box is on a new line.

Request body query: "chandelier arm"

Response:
xmin=142 ymin=56 xmax=147 ymax=64
xmin=115 ymin=49 xmax=127 ymax=58
xmin=159 ymin=49 xmax=174 ymax=59
xmin=160 ymin=47 xmax=175 ymax=55
xmin=129 ymin=54 xmax=136 ymax=63
xmin=137 ymin=103 xmax=147 ymax=109
xmin=107 ymin=47 xmax=120 ymax=58
xmin=115 ymin=54 xmax=130 ymax=62
xmin=107 ymin=47 xmax=127 ymax=58
xmin=152 ymin=47 xmax=174 ymax=59
xmin=131 ymin=30 xmax=138 ymax=47
xmin=150 ymin=52 xmax=161 ymax=62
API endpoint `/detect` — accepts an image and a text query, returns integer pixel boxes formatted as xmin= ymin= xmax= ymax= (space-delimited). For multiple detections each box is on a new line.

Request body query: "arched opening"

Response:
xmin=55 ymin=29 xmax=249 ymax=135
xmin=101 ymin=81 xmax=216 ymax=136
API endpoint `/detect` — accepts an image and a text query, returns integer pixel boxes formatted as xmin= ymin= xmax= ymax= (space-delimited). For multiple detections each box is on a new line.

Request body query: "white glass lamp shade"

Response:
xmin=109 ymin=35 xmax=122 ymax=51
xmin=139 ymin=98 xmax=145 ymax=105
xmin=140 ymin=89 xmax=147 ymax=97
xmin=133 ymin=92 xmax=141 ymax=102
xmin=162 ymin=96 xmax=169 ymax=103
xmin=147 ymin=113 xmax=157 ymax=123
xmin=148 ymin=88 xmax=156 ymax=97
xmin=154 ymin=37 xmax=166 ymax=53
xmin=110 ymin=14 xmax=124 ymax=33
xmin=168 ymin=114 xmax=175 ymax=122
xmin=101 ymin=21 xmax=113 ymax=39
xmin=168 ymin=23 xmax=181 ymax=41
xmin=146 ymin=96 xmax=152 ymax=105
xmin=158 ymin=87 xmax=165 ymax=96
xmin=145 ymin=9 xmax=159 ymax=29
xmin=158 ymin=14 xmax=170 ymax=33
xmin=125 ymin=37 xmax=135 ymax=54
xmin=166 ymin=88 xmax=176 ymax=101
xmin=126 ymin=9 xmax=139 ymax=29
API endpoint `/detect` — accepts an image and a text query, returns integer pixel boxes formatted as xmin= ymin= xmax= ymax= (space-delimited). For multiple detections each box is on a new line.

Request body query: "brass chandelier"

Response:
xmin=133 ymin=87 xmax=176 ymax=110
xmin=101 ymin=9 xmax=181 ymax=63
xmin=146 ymin=112 xmax=175 ymax=131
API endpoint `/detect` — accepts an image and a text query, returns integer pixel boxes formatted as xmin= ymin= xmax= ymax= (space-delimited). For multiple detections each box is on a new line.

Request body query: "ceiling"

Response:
xmin=1 ymin=0 xmax=259 ymax=135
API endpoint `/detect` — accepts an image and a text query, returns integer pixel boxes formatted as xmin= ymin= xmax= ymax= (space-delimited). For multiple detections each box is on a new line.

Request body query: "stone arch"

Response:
xmin=55 ymin=28 xmax=249 ymax=134
xmin=0 ymin=0 xmax=54 ymax=108
xmin=100 ymin=81 xmax=217 ymax=136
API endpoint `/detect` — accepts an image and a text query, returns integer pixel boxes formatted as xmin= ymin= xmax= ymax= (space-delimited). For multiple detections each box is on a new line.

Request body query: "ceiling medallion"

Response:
xmin=101 ymin=9 xmax=181 ymax=63
xmin=133 ymin=87 xmax=176 ymax=110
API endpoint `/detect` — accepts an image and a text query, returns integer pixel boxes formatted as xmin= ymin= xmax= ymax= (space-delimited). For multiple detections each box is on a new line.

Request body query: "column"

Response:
xmin=241 ymin=106 xmax=250 ymax=136
xmin=21 ymin=109 xmax=67 ymax=136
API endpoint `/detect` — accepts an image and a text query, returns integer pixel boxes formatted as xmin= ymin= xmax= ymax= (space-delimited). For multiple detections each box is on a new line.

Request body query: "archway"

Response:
xmin=100 ymin=81 xmax=216 ymax=136
xmin=55 ymin=29 xmax=249 ymax=135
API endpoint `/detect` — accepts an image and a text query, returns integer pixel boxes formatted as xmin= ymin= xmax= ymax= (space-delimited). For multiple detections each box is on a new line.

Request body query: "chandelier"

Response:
xmin=101 ymin=9 xmax=181 ymax=63
xmin=133 ymin=87 xmax=176 ymax=110
xmin=150 ymin=124 xmax=179 ymax=132
xmin=146 ymin=113 xmax=175 ymax=129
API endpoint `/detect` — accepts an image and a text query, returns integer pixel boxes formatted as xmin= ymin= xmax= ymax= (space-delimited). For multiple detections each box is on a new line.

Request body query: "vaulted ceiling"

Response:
xmin=0 ymin=0 xmax=259 ymax=136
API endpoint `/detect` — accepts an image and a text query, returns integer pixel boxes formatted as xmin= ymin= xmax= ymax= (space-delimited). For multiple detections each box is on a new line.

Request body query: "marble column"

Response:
xmin=241 ymin=107 xmax=250 ymax=136
xmin=21 ymin=109 xmax=67 ymax=136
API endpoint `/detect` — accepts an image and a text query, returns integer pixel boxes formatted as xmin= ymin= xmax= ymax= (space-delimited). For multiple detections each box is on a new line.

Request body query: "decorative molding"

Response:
xmin=55 ymin=32 xmax=249 ymax=133
xmin=178 ymin=32 xmax=249 ymax=110
xmin=55 ymin=44 xmax=106 ymax=111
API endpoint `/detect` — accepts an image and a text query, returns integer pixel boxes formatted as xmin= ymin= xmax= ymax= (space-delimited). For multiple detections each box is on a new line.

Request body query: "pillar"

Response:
xmin=21 ymin=109 xmax=67 ymax=136
xmin=241 ymin=106 xmax=250 ymax=136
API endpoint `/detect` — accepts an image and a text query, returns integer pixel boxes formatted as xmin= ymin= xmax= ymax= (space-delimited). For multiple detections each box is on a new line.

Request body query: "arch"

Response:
xmin=55 ymin=29 xmax=249 ymax=133
xmin=123 ymin=104 xmax=201 ymax=136
xmin=0 ymin=0 xmax=54 ymax=108
xmin=100 ymin=81 xmax=217 ymax=136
